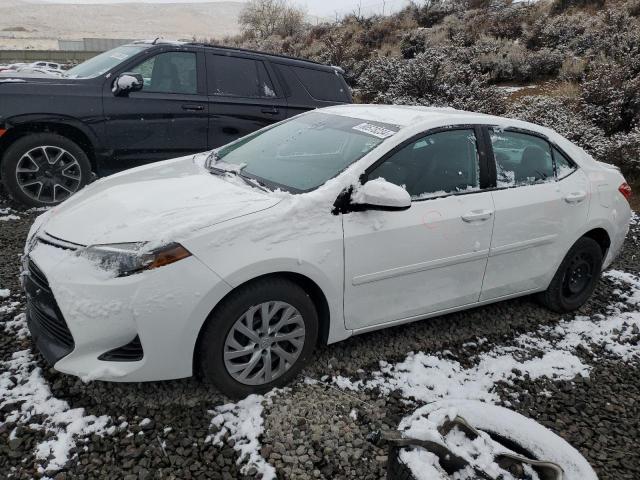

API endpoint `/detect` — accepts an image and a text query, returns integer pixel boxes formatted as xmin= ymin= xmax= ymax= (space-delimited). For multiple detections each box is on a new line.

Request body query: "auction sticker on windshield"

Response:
xmin=352 ymin=123 xmax=397 ymax=139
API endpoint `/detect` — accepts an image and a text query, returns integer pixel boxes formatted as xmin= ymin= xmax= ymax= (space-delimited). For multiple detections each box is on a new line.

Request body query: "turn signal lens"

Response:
xmin=146 ymin=243 xmax=191 ymax=270
xmin=0 ymin=128 xmax=7 ymax=137
xmin=619 ymin=182 xmax=632 ymax=201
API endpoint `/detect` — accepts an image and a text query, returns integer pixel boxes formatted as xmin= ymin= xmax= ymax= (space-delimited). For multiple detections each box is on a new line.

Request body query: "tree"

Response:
xmin=238 ymin=0 xmax=306 ymax=39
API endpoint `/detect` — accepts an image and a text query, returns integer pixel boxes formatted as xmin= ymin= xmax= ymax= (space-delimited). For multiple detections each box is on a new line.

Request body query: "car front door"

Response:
xmin=205 ymin=52 xmax=287 ymax=148
xmin=342 ymin=127 xmax=495 ymax=331
xmin=102 ymin=48 xmax=209 ymax=171
xmin=480 ymin=127 xmax=590 ymax=301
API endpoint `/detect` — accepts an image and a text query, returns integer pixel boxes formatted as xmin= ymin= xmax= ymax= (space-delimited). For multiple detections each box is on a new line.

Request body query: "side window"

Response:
xmin=552 ymin=147 xmax=577 ymax=179
xmin=489 ymin=129 xmax=554 ymax=187
xmin=290 ymin=66 xmax=348 ymax=102
xmin=129 ymin=51 xmax=197 ymax=94
xmin=369 ymin=129 xmax=480 ymax=199
xmin=208 ymin=55 xmax=276 ymax=98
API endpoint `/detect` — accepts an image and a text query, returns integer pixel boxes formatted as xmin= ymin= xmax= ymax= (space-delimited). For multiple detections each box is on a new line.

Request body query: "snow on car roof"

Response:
xmin=321 ymin=104 xmax=548 ymax=135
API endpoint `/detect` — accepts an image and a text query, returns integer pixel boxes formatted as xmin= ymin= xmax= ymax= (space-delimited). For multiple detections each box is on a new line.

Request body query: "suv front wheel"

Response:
xmin=1 ymin=132 xmax=92 ymax=207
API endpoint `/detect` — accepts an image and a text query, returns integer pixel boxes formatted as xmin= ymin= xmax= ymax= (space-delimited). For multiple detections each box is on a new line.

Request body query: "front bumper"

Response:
xmin=25 ymin=258 xmax=75 ymax=364
xmin=25 ymin=239 xmax=232 ymax=382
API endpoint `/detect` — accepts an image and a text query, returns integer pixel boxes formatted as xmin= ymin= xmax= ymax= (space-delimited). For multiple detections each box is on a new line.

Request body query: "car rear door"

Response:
xmin=102 ymin=46 xmax=209 ymax=171
xmin=342 ymin=127 xmax=495 ymax=331
xmin=205 ymin=52 xmax=287 ymax=148
xmin=480 ymin=127 xmax=590 ymax=301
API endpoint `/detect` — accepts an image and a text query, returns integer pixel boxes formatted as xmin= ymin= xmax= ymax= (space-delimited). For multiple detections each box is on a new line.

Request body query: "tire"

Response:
xmin=198 ymin=277 xmax=319 ymax=399
xmin=538 ymin=237 xmax=603 ymax=313
xmin=388 ymin=447 xmax=421 ymax=480
xmin=1 ymin=133 xmax=92 ymax=207
xmin=388 ymin=400 xmax=597 ymax=480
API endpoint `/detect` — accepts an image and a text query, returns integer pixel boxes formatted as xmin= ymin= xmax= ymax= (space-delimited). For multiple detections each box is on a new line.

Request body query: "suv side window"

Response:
xmin=130 ymin=51 xmax=197 ymax=94
xmin=489 ymin=129 xmax=554 ymax=187
xmin=552 ymin=146 xmax=577 ymax=179
xmin=290 ymin=66 xmax=349 ymax=102
xmin=208 ymin=54 xmax=276 ymax=98
xmin=369 ymin=129 xmax=480 ymax=199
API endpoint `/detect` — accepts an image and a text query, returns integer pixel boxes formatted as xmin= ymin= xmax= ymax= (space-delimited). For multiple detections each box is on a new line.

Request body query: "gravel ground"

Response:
xmin=1 ymin=190 xmax=639 ymax=480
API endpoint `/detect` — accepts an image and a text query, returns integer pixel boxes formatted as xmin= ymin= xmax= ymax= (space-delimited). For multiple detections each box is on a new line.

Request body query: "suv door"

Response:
xmin=102 ymin=47 xmax=209 ymax=170
xmin=205 ymin=52 xmax=287 ymax=148
xmin=342 ymin=127 xmax=495 ymax=331
xmin=480 ymin=127 xmax=590 ymax=301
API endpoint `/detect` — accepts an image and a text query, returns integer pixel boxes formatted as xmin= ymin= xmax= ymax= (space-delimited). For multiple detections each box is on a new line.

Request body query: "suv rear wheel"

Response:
xmin=1 ymin=133 xmax=91 ymax=207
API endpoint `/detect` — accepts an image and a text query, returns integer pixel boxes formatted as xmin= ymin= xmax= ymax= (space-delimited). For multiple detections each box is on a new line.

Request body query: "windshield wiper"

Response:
xmin=238 ymin=172 xmax=270 ymax=192
xmin=205 ymin=150 xmax=220 ymax=169
xmin=206 ymin=156 xmax=269 ymax=192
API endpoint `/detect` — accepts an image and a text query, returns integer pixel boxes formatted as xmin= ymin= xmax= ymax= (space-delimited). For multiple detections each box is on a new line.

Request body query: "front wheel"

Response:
xmin=1 ymin=133 xmax=92 ymax=207
xmin=198 ymin=278 xmax=319 ymax=398
xmin=538 ymin=237 xmax=603 ymax=313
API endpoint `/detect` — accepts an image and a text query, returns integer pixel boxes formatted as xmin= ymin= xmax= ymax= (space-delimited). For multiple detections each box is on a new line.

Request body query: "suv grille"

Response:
xmin=25 ymin=258 xmax=75 ymax=363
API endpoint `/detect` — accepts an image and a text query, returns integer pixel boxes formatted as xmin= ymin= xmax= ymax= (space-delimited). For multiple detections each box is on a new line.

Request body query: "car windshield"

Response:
xmin=64 ymin=45 xmax=149 ymax=79
xmin=214 ymin=112 xmax=399 ymax=192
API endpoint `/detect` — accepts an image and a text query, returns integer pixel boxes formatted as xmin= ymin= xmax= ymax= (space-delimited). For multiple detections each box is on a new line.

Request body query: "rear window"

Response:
xmin=290 ymin=66 xmax=349 ymax=102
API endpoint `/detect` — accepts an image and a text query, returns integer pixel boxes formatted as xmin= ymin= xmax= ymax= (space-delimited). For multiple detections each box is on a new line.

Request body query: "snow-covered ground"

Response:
xmin=1 ymin=207 xmax=639 ymax=478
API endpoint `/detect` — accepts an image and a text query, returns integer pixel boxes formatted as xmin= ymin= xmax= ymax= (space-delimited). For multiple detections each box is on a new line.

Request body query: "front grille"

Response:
xmin=28 ymin=259 xmax=50 ymax=292
xmin=25 ymin=258 xmax=75 ymax=364
xmin=29 ymin=302 xmax=74 ymax=349
xmin=99 ymin=335 xmax=144 ymax=362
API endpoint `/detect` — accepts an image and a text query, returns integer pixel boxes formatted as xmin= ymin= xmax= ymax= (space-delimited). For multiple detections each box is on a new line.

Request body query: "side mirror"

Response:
xmin=112 ymin=72 xmax=144 ymax=96
xmin=351 ymin=178 xmax=411 ymax=211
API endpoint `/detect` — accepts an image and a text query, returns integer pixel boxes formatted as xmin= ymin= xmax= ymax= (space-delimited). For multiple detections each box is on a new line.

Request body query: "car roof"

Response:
xmin=321 ymin=104 xmax=552 ymax=136
xmin=129 ymin=39 xmax=339 ymax=72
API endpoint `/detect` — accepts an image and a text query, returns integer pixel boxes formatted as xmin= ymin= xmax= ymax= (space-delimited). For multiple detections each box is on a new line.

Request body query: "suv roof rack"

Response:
xmin=185 ymin=42 xmax=325 ymax=66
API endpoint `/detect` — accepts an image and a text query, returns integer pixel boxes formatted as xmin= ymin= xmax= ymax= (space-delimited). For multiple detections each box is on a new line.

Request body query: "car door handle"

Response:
xmin=461 ymin=209 xmax=494 ymax=222
xmin=261 ymin=107 xmax=279 ymax=115
xmin=564 ymin=191 xmax=586 ymax=204
xmin=182 ymin=104 xmax=205 ymax=111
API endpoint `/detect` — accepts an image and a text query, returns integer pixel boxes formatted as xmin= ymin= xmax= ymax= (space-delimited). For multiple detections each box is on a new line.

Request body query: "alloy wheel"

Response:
xmin=15 ymin=145 xmax=82 ymax=204
xmin=223 ymin=301 xmax=306 ymax=386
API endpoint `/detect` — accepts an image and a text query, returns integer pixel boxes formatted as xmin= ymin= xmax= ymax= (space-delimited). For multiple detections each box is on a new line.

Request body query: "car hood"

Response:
xmin=43 ymin=155 xmax=283 ymax=246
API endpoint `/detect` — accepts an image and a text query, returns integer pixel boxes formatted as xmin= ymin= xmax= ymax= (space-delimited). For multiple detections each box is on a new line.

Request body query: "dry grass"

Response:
xmin=504 ymin=81 xmax=581 ymax=101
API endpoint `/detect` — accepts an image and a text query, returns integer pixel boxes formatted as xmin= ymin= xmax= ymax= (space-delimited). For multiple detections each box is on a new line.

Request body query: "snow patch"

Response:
xmin=1 ymin=315 xmax=111 ymax=473
xmin=207 ymin=393 xmax=276 ymax=480
xmin=334 ymin=268 xmax=640 ymax=403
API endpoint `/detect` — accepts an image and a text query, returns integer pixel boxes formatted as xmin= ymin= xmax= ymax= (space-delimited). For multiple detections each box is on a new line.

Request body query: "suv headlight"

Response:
xmin=79 ymin=242 xmax=191 ymax=276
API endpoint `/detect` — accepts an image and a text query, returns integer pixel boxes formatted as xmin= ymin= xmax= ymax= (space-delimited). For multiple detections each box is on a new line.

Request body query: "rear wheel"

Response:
xmin=538 ymin=237 xmax=603 ymax=313
xmin=198 ymin=277 xmax=318 ymax=398
xmin=1 ymin=133 xmax=91 ymax=207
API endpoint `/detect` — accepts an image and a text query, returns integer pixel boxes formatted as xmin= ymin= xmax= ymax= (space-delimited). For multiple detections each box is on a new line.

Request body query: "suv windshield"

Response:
xmin=64 ymin=45 xmax=149 ymax=79
xmin=214 ymin=112 xmax=399 ymax=192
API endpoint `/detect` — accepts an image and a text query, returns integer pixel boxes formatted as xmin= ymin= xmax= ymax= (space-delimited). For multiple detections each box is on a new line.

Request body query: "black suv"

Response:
xmin=0 ymin=41 xmax=352 ymax=206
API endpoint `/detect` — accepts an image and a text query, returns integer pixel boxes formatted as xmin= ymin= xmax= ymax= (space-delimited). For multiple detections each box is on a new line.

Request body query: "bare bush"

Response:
xmin=238 ymin=0 xmax=305 ymax=39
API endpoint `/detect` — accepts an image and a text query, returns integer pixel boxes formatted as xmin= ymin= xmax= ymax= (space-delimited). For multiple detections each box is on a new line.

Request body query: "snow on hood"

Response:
xmin=43 ymin=154 xmax=282 ymax=246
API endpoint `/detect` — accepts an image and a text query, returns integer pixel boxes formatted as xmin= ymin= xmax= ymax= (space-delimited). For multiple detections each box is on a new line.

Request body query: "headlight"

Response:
xmin=79 ymin=242 xmax=191 ymax=276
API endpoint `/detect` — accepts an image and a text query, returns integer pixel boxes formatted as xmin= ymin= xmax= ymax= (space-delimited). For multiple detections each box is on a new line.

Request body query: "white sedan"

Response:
xmin=23 ymin=105 xmax=632 ymax=397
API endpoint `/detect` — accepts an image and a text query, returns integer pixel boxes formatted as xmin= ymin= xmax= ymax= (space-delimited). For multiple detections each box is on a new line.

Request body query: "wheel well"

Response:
xmin=193 ymin=272 xmax=331 ymax=373
xmin=582 ymin=228 xmax=611 ymax=257
xmin=0 ymin=123 xmax=96 ymax=171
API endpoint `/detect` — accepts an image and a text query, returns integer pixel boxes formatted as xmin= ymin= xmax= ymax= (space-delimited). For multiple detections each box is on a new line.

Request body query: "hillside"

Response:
xmin=220 ymin=0 xmax=640 ymax=184
xmin=0 ymin=0 xmax=243 ymax=49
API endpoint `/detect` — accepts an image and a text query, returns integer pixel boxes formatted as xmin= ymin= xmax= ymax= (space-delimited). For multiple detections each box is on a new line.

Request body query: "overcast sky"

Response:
xmin=34 ymin=0 xmax=411 ymax=18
